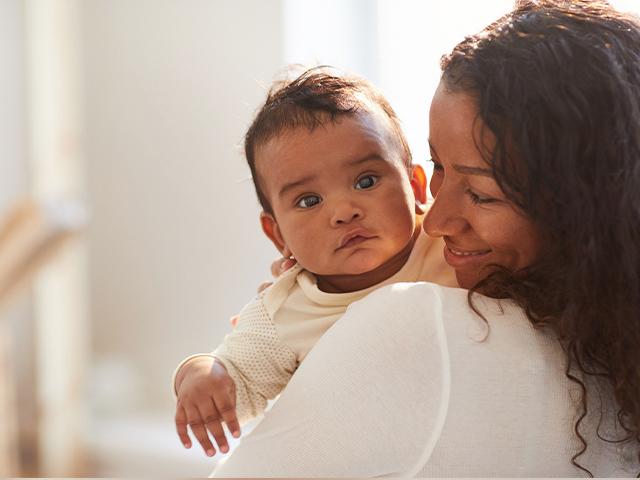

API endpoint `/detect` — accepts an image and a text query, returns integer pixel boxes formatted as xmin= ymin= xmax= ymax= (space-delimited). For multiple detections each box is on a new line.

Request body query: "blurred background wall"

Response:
xmin=83 ymin=0 xmax=283 ymax=421
xmin=1 ymin=0 xmax=638 ymax=477
xmin=0 ymin=0 xmax=27 ymax=209
xmin=0 ymin=0 xmax=28 ymax=475
xmin=82 ymin=0 xmax=284 ymax=475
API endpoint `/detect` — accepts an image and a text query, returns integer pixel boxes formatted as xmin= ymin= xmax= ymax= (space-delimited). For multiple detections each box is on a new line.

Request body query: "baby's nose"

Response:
xmin=331 ymin=203 xmax=363 ymax=226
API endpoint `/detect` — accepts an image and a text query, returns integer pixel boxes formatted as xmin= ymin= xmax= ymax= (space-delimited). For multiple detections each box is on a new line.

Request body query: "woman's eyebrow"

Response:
xmin=453 ymin=165 xmax=493 ymax=177
xmin=429 ymin=141 xmax=493 ymax=177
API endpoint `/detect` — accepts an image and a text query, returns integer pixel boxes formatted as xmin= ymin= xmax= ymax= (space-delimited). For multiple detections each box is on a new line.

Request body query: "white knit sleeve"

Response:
xmin=213 ymin=293 xmax=298 ymax=425
xmin=212 ymin=282 xmax=450 ymax=477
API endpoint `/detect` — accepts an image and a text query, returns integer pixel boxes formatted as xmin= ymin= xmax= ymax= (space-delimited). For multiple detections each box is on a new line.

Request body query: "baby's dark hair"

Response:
xmin=244 ymin=66 xmax=412 ymax=215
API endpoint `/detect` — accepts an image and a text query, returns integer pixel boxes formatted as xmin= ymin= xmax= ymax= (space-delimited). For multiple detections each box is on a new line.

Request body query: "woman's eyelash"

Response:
xmin=428 ymin=158 xmax=494 ymax=204
xmin=466 ymin=189 xmax=495 ymax=204
xmin=429 ymin=158 xmax=443 ymax=171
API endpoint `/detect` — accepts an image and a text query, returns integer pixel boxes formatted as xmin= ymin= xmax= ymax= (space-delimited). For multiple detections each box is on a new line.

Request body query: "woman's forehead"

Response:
xmin=429 ymin=85 xmax=495 ymax=166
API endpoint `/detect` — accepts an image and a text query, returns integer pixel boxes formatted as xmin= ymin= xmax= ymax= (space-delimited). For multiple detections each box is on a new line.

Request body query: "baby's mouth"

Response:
xmin=339 ymin=235 xmax=369 ymax=250
xmin=337 ymin=230 xmax=376 ymax=250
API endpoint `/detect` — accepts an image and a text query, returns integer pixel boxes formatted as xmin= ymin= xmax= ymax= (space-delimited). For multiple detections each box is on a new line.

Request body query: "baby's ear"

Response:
xmin=260 ymin=212 xmax=288 ymax=255
xmin=410 ymin=164 xmax=428 ymax=214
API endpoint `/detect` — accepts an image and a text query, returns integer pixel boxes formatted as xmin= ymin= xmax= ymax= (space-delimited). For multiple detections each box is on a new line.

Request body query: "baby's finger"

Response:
xmin=270 ymin=258 xmax=285 ymax=278
xmin=269 ymin=257 xmax=295 ymax=278
xmin=200 ymin=402 xmax=229 ymax=454
xmin=185 ymin=404 xmax=216 ymax=457
xmin=280 ymin=258 xmax=296 ymax=273
xmin=175 ymin=406 xmax=192 ymax=448
xmin=257 ymin=281 xmax=272 ymax=293
xmin=229 ymin=314 xmax=239 ymax=327
xmin=212 ymin=390 xmax=241 ymax=439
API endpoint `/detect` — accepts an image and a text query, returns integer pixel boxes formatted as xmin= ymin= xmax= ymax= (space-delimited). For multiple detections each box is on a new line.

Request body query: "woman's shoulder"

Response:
xmin=349 ymin=280 xmax=460 ymax=312
xmin=357 ymin=280 xmax=485 ymax=304
xmin=343 ymin=281 xmax=453 ymax=342
xmin=352 ymin=281 xmax=563 ymax=382
xmin=359 ymin=281 xmax=546 ymax=334
xmin=350 ymin=281 xmax=515 ymax=328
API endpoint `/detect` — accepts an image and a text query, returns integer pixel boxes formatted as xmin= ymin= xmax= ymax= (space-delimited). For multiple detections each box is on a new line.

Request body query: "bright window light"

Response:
xmin=283 ymin=0 xmax=640 ymax=174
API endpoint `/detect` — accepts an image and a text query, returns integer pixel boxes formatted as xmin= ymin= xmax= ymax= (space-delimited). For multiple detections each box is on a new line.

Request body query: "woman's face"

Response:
xmin=424 ymin=82 xmax=541 ymax=289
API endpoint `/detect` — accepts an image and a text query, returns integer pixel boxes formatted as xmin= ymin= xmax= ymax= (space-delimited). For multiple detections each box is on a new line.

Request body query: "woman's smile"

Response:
xmin=443 ymin=243 xmax=492 ymax=268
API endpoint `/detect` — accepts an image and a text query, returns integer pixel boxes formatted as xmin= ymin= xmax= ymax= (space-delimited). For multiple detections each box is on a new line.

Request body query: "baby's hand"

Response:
xmin=174 ymin=357 xmax=240 ymax=457
xmin=255 ymin=257 xmax=297 ymax=294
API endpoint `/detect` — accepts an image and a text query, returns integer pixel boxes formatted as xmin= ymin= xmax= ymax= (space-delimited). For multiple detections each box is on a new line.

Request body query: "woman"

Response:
xmin=211 ymin=0 xmax=640 ymax=475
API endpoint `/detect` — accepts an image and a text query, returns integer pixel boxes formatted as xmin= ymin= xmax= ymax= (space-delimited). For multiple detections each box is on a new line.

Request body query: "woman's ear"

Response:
xmin=260 ymin=212 xmax=289 ymax=256
xmin=410 ymin=164 xmax=428 ymax=214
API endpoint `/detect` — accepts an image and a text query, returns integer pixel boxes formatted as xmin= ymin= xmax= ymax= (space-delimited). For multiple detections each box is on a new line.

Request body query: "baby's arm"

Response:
xmin=212 ymin=294 xmax=299 ymax=422
xmin=174 ymin=294 xmax=298 ymax=456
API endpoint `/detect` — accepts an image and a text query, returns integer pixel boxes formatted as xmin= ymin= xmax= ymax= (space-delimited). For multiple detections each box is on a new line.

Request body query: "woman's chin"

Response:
xmin=454 ymin=269 xmax=482 ymax=290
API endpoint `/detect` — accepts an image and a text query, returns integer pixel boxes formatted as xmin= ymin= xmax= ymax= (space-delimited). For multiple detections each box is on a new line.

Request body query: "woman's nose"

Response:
xmin=330 ymin=201 xmax=364 ymax=227
xmin=424 ymin=188 xmax=467 ymax=238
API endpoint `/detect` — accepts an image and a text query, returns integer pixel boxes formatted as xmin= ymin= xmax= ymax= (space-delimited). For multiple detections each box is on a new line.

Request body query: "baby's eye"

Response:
xmin=296 ymin=195 xmax=322 ymax=209
xmin=355 ymin=175 xmax=379 ymax=190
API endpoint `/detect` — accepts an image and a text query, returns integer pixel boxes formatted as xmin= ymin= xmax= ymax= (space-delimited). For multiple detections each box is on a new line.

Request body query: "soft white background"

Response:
xmin=1 ymin=0 xmax=638 ymax=476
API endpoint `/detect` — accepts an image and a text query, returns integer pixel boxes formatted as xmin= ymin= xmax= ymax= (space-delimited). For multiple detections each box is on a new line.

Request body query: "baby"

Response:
xmin=173 ymin=67 xmax=456 ymax=456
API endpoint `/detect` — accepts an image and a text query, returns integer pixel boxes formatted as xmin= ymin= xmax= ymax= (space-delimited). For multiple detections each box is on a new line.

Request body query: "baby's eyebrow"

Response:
xmin=278 ymin=174 xmax=317 ymax=199
xmin=346 ymin=153 xmax=386 ymax=166
xmin=278 ymin=154 xmax=385 ymax=199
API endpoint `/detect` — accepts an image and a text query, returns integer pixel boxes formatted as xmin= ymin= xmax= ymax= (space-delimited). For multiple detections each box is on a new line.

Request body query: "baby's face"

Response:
xmin=256 ymin=112 xmax=420 ymax=276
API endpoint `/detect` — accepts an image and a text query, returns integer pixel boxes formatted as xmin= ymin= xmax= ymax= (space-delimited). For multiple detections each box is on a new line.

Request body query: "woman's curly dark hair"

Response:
xmin=440 ymin=0 xmax=640 ymax=475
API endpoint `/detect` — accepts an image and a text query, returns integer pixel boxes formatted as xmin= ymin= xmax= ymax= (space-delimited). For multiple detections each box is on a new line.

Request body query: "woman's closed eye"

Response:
xmin=466 ymin=188 xmax=496 ymax=205
xmin=354 ymin=174 xmax=379 ymax=190
xmin=296 ymin=194 xmax=322 ymax=209
xmin=429 ymin=158 xmax=495 ymax=204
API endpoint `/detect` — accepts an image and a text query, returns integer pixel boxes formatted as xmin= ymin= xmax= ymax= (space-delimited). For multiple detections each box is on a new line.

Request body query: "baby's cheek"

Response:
xmin=387 ymin=199 xmax=417 ymax=236
xmin=284 ymin=230 xmax=324 ymax=270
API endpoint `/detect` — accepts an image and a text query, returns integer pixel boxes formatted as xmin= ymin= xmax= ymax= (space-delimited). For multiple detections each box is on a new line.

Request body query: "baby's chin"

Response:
xmin=309 ymin=256 xmax=388 ymax=277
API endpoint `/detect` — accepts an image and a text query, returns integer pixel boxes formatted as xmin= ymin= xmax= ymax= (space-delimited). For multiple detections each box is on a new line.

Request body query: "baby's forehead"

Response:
xmin=260 ymin=108 xmax=401 ymax=159
xmin=259 ymin=114 xmax=404 ymax=192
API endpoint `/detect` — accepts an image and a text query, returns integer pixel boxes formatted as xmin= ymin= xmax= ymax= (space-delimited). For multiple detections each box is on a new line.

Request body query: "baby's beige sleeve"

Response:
xmin=213 ymin=293 xmax=298 ymax=425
